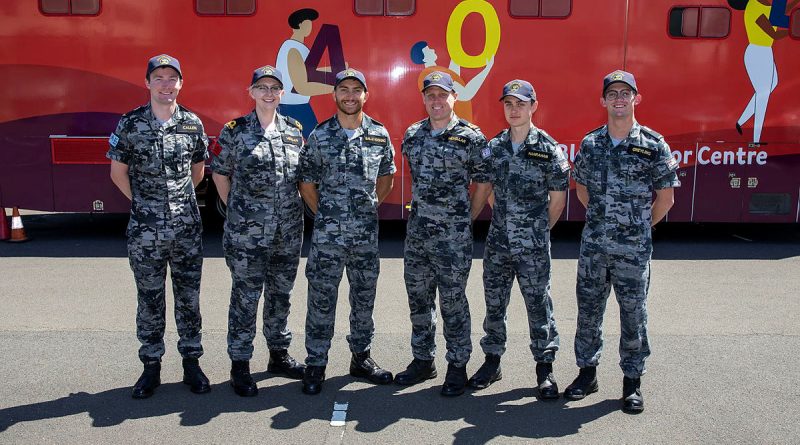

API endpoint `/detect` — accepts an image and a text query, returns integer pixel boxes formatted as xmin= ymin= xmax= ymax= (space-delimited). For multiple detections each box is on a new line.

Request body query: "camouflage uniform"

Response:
xmin=299 ymin=114 xmax=396 ymax=367
xmin=212 ymin=111 xmax=304 ymax=361
xmin=572 ymin=122 xmax=680 ymax=378
xmin=106 ymin=103 xmax=209 ymax=363
xmin=402 ymin=115 xmax=491 ymax=367
xmin=481 ymin=127 xmax=570 ymax=362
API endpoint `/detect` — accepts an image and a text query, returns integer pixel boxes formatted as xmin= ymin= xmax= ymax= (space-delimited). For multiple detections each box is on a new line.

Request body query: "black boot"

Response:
xmin=394 ymin=358 xmax=437 ymax=386
xmin=467 ymin=354 xmax=502 ymax=389
xmin=302 ymin=365 xmax=326 ymax=395
xmin=622 ymin=376 xmax=644 ymax=413
xmin=132 ymin=361 xmax=161 ymax=399
xmin=564 ymin=366 xmax=598 ymax=400
xmin=230 ymin=360 xmax=258 ymax=397
xmin=535 ymin=362 xmax=559 ymax=400
xmin=350 ymin=351 xmax=393 ymax=384
xmin=182 ymin=358 xmax=211 ymax=394
xmin=267 ymin=349 xmax=305 ymax=380
xmin=441 ymin=363 xmax=468 ymax=397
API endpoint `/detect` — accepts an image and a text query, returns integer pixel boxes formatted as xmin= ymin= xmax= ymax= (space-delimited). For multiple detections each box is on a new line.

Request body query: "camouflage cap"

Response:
xmin=602 ymin=70 xmax=637 ymax=94
xmin=146 ymin=54 xmax=182 ymax=79
xmin=500 ymin=79 xmax=536 ymax=101
xmin=422 ymin=71 xmax=454 ymax=92
xmin=335 ymin=68 xmax=368 ymax=91
xmin=251 ymin=65 xmax=283 ymax=86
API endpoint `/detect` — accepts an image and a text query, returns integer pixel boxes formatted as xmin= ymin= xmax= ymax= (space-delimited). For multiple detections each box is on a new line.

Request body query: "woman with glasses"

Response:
xmin=211 ymin=65 xmax=306 ymax=397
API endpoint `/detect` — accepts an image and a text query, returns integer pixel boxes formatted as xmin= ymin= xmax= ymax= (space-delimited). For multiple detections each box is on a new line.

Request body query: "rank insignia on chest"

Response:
xmin=177 ymin=124 xmax=201 ymax=134
xmin=525 ymin=149 xmax=552 ymax=161
xmin=628 ymin=145 xmax=655 ymax=159
xmin=282 ymin=135 xmax=301 ymax=145
xmin=447 ymin=135 xmax=468 ymax=146
xmin=363 ymin=135 xmax=388 ymax=146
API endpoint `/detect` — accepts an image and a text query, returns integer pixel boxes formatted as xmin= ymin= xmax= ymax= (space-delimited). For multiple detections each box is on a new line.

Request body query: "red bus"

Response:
xmin=1 ymin=0 xmax=799 ymax=223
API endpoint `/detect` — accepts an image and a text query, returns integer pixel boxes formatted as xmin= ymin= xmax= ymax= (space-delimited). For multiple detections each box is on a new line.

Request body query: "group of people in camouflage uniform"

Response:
xmin=108 ymin=54 xmax=679 ymax=414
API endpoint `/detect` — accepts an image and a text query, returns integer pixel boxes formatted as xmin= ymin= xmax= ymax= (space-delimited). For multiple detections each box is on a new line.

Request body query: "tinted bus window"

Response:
xmin=196 ymin=0 xmax=256 ymax=16
xmin=40 ymin=0 xmax=100 ymax=15
xmin=355 ymin=0 xmax=415 ymax=16
xmin=510 ymin=0 xmax=571 ymax=18
xmin=669 ymin=7 xmax=730 ymax=38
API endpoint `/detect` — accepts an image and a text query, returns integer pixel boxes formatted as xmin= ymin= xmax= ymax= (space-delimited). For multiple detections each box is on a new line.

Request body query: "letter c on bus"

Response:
xmin=446 ymin=0 xmax=501 ymax=69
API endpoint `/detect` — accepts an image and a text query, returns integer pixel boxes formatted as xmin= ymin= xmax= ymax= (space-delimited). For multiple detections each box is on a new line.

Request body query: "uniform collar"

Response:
xmin=423 ymin=114 xmax=459 ymax=134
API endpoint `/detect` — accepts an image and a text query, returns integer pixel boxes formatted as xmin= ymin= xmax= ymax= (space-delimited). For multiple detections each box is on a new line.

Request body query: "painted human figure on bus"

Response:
xmin=730 ymin=0 xmax=799 ymax=144
xmin=276 ymin=8 xmax=334 ymax=138
xmin=211 ymin=66 xmax=306 ymax=398
xmin=107 ymin=54 xmax=211 ymax=399
xmin=410 ymin=41 xmax=494 ymax=123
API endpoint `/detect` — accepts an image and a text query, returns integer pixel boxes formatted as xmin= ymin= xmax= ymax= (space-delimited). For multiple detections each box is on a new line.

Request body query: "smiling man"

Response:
xmin=468 ymin=80 xmax=569 ymax=400
xmin=565 ymin=70 xmax=681 ymax=413
xmin=298 ymin=68 xmax=396 ymax=395
xmin=395 ymin=71 xmax=492 ymax=397
xmin=107 ymin=54 xmax=210 ymax=399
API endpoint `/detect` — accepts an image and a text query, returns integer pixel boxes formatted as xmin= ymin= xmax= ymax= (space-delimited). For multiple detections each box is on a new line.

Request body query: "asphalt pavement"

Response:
xmin=1 ymin=214 xmax=799 ymax=444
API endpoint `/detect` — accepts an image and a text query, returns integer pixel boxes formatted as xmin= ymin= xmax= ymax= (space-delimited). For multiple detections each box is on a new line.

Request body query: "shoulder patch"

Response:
xmin=537 ymin=129 xmax=557 ymax=145
xmin=318 ymin=116 xmax=336 ymax=127
xmin=639 ymin=125 xmax=663 ymax=140
xmin=481 ymin=147 xmax=492 ymax=159
xmin=585 ymin=125 xmax=605 ymax=136
xmin=122 ymin=105 xmax=147 ymax=118
xmin=666 ymin=156 xmax=679 ymax=170
xmin=109 ymin=133 xmax=120 ymax=147
xmin=285 ymin=116 xmax=303 ymax=131
xmin=458 ymin=118 xmax=480 ymax=130
xmin=225 ymin=120 xmax=237 ymax=130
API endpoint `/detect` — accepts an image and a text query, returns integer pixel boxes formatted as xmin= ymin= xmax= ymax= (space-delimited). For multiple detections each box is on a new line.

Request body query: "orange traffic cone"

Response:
xmin=9 ymin=207 xmax=29 ymax=242
xmin=0 ymin=207 xmax=9 ymax=241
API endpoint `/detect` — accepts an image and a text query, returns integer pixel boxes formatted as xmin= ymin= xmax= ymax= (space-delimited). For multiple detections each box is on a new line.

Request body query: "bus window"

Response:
xmin=791 ymin=9 xmax=800 ymax=38
xmin=40 ymin=0 xmax=101 ymax=15
xmin=354 ymin=0 xmax=415 ymax=16
xmin=509 ymin=0 xmax=571 ymax=18
xmin=669 ymin=7 xmax=730 ymax=38
xmin=196 ymin=0 xmax=256 ymax=16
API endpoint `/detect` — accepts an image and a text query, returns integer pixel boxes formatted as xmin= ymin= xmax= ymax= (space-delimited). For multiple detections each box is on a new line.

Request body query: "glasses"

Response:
xmin=252 ymin=85 xmax=282 ymax=94
xmin=604 ymin=89 xmax=634 ymax=101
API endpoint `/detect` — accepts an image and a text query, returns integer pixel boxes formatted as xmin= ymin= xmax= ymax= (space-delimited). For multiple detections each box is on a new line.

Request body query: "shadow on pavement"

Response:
xmin=0 ymin=373 xmax=618 ymax=441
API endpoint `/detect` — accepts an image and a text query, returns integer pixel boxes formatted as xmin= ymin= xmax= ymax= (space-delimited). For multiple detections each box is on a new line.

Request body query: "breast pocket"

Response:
xmin=132 ymin=137 xmax=162 ymax=175
xmin=239 ymin=142 xmax=274 ymax=194
xmin=517 ymin=161 xmax=547 ymax=197
xmin=440 ymin=146 xmax=467 ymax=184
xmin=172 ymin=134 xmax=195 ymax=173
xmin=362 ymin=147 xmax=383 ymax=181
xmin=621 ymin=155 xmax=651 ymax=198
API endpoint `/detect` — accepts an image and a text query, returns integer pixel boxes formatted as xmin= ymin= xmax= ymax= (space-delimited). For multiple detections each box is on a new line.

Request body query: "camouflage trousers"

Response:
xmin=223 ymin=224 xmax=301 ymax=361
xmin=127 ymin=229 xmax=204 ymax=363
xmin=575 ymin=241 xmax=651 ymax=378
xmin=404 ymin=231 xmax=473 ymax=367
xmin=480 ymin=241 xmax=559 ymax=363
xmin=304 ymin=241 xmax=380 ymax=366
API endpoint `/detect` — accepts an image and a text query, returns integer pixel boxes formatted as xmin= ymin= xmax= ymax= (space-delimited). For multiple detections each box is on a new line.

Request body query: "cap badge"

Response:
xmin=431 ymin=73 xmax=442 ymax=81
xmin=509 ymin=83 xmax=520 ymax=92
xmin=157 ymin=56 xmax=171 ymax=65
xmin=611 ymin=73 xmax=624 ymax=81
xmin=262 ymin=67 xmax=273 ymax=75
xmin=345 ymin=69 xmax=356 ymax=76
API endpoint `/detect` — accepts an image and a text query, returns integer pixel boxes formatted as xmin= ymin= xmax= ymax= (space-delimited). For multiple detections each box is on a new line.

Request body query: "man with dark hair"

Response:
xmin=565 ymin=70 xmax=680 ymax=413
xmin=108 ymin=54 xmax=210 ymax=399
